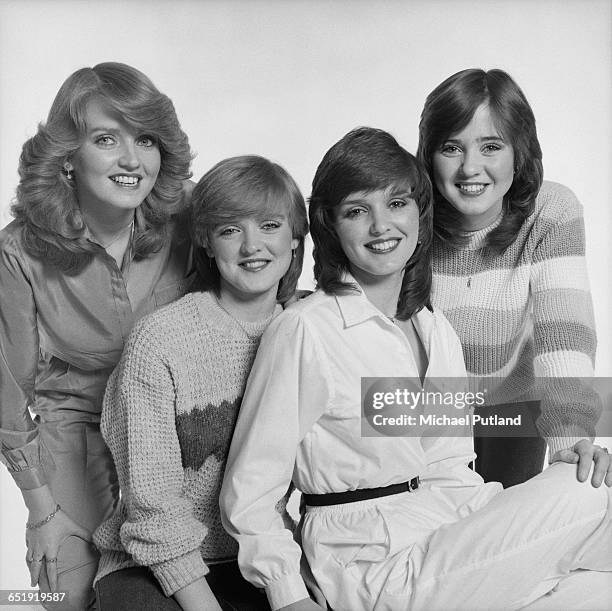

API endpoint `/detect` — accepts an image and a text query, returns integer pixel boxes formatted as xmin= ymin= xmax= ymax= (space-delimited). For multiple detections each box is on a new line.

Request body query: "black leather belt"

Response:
xmin=303 ymin=476 xmax=420 ymax=507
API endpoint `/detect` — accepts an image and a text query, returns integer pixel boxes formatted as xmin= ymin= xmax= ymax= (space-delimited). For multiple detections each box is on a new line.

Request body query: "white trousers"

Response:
xmin=302 ymin=463 xmax=612 ymax=611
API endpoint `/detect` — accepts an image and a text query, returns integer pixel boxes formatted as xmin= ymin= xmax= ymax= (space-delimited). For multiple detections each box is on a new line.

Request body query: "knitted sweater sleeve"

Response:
xmin=101 ymin=317 xmax=208 ymax=596
xmin=529 ymin=184 xmax=600 ymax=457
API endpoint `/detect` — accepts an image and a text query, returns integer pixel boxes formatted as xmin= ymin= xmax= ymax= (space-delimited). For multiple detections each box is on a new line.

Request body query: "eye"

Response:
xmin=389 ymin=199 xmax=407 ymax=209
xmin=482 ymin=143 xmax=502 ymax=154
xmin=94 ymin=135 xmax=116 ymax=147
xmin=343 ymin=206 xmax=367 ymax=219
xmin=218 ymin=226 xmax=240 ymax=237
xmin=137 ymin=135 xmax=157 ymax=148
xmin=261 ymin=220 xmax=282 ymax=231
xmin=440 ymin=143 xmax=461 ymax=155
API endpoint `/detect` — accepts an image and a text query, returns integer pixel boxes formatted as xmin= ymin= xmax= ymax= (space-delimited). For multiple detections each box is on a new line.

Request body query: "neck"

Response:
xmin=217 ymin=284 xmax=278 ymax=322
xmin=459 ymin=204 xmax=503 ymax=232
xmin=81 ymin=208 xmax=135 ymax=244
xmin=349 ymin=267 xmax=403 ymax=318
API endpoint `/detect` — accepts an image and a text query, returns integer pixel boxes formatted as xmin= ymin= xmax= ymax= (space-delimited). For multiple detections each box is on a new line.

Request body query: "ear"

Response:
xmin=291 ymin=237 xmax=299 ymax=250
xmin=203 ymin=242 xmax=215 ymax=258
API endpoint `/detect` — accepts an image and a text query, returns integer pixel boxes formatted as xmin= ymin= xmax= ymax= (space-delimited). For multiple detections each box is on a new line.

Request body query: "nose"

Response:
xmin=239 ymin=227 xmax=262 ymax=256
xmin=460 ymin=148 xmax=482 ymax=177
xmin=118 ymin=140 xmax=141 ymax=171
xmin=370 ymin=207 xmax=390 ymax=236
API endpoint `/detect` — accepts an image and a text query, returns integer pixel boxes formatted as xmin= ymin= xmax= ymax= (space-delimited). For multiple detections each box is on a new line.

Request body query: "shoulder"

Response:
xmin=127 ymin=292 xmax=207 ymax=352
xmin=427 ymin=305 xmax=458 ymax=338
xmin=0 ymin=220 xmax=25 ymax=255
xmin=533 ymin=181 xmax=583 ymax=223
xmin=264 ymin=290 xmax=336 ymax=338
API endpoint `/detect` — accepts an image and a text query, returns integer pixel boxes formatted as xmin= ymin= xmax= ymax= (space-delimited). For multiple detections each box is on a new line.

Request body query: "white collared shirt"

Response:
xmin=220 ymin=281 xmax=477 ymax=608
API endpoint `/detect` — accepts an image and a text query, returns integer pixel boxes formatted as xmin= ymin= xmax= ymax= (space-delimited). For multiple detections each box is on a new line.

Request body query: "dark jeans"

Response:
xmin=472 ymin=401 xmax=547 ymax=488
xmin=96 ymin=562 xmax=270 ymax=611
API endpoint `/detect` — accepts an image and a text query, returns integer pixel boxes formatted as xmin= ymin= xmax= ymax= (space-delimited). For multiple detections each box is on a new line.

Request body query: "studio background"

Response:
xmin=1 ymin=0 xmax=611 ymax=594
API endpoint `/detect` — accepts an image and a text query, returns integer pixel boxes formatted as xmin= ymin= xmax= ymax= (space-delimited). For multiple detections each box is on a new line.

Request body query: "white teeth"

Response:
xmin=241 ymin=260 xmax=268 ymax=269
xmin=458 ymin=183 xmax=486 ymax=194
xmin=111 ymin=176 xmax=139 ymax=185
xmin=368 ymin=240 xmax=398 ymax=252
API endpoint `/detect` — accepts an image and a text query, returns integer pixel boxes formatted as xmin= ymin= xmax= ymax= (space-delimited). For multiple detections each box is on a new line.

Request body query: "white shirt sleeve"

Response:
xmin=220 ymin=308 xmax=332 ymax=609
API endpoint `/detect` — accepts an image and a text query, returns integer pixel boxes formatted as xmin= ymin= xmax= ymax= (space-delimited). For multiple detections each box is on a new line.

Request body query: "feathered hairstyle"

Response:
xmin=12 ymin=62 xmax=192 ymax=273
xmin=309 ymin=127 xmax=433 ymax=320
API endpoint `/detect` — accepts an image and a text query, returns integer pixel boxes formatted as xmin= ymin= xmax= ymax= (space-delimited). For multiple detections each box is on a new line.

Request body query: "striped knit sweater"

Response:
xmin=93 ymin=291 xmax=289 ymax=596
xmin=431 ymin=181 xmax=598 ymax=458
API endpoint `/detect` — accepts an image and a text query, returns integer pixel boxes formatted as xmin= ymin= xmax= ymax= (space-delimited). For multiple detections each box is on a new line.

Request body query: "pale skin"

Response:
xmin=23 ymin=99 xmax=161 ymax=589
xmin=432 ymin=104 xmax=611 ymax=486
xmin=278 ymin=189 xmax=428 ymax=611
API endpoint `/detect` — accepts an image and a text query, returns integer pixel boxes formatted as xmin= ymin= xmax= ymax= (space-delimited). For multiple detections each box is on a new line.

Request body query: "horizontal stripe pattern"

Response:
xmin=431 ymin=181 xmax=597 ymax=444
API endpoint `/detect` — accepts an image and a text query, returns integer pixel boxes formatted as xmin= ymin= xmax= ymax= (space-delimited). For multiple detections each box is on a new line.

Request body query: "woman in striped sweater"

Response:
xmin=417 ymin=68 xmax=610 ymax=487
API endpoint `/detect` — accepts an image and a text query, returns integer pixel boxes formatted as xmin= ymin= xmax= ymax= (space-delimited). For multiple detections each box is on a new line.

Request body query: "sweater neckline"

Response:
xmin=208 ymin=292 xmax=281 ymax=339
xmin=458 ymin=209 xmax=504 ymax=251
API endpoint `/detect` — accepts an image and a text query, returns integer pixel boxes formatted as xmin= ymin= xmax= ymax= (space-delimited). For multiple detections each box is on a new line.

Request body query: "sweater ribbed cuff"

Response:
xmin=151 ymin=549 xmax=209 ymax=596
xmin=265 ymin=573 xmax=310 ymax=610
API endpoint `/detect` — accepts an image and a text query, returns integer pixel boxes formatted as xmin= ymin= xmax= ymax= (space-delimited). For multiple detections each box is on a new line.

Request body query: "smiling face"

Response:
xmin=432 ymin=103 xmax=515 ymax=231
xmin=70 ymin=97 xmax=161 ymax=222
xmin=334 ymin=185 xmax=420 ymax=285
xmin=206 ymin=208 xmax=299 ymax=303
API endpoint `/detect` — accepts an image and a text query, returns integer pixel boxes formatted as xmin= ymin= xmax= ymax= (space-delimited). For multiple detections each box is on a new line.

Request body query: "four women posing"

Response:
xmin=0 ymin=63 xmax=610 ymax=611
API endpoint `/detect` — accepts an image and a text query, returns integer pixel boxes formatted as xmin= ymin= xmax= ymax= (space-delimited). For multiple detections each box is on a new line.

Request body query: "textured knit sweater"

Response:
xmin=431 ymin=181 xmax=598 ymax=457
xmin=93 ymin=291 xmax=289 ymax=596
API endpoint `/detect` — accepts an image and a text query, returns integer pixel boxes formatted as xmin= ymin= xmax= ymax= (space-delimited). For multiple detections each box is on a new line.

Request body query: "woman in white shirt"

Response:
xmin=221 ymin=127 xmax=611 ymax=611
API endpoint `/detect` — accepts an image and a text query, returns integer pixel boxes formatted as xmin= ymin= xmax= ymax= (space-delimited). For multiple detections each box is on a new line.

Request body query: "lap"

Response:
xmin=305 ymin=464 xmax=612 ymax=611
xmin=96 ymin=563 xmax=270 ymax=611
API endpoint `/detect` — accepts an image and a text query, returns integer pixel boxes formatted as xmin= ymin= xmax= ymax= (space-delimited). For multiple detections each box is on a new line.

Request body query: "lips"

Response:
xmin=110 ymin=174 xmax=141 ymax=187
xmin=456 ymin=183 xmax=487 ymax=195
xmin=239 ymin=259 xmax=271 ymax=271
xmin=365 ymin=238 xmax=401 ymax=253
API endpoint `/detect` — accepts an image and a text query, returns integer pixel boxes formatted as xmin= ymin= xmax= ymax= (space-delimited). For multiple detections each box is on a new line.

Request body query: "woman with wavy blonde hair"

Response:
xmin=0 ymin=62 xmax=193 ymax=610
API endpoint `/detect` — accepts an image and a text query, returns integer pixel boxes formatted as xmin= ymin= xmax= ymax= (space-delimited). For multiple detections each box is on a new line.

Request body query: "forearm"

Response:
xmin=173 ymin=576 xmax=222 ymax=611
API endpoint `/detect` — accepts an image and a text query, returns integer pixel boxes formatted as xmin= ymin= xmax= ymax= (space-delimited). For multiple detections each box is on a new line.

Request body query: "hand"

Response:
xmin=551 ymin=439 xmax=612 ymax=487
xmin=278 ymin=598 xmax=324 ymax=611
xmin=25 ymin=509 xmax=91 ymax=591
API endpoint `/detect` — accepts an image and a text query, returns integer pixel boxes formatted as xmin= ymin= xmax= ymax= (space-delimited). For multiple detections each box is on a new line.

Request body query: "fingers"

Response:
xmin=574 ymin=440 xmax=595 ymax=482
xmin=27 ymin=555 xmax=43 ymax=588
xmin=606 ymin=454 xmax=612 ymax=488
xmin=591 ymin=446 xmax=611 ymax=488
xmin=46 ymin=555 xmax=58 ymax=592
xmin=551 ymin=448 xmax=579 ymax=464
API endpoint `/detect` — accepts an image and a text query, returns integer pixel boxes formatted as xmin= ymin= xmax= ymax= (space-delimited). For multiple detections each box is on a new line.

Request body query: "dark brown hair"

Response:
xmin=417 ymin=68 xmax=543 ymax=253
xmin=310 ymin=127 xmax=433 ymax=320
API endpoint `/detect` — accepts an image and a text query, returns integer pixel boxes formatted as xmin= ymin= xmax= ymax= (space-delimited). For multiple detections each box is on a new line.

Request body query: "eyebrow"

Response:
xmin=444 ymin=136 xmax=505 ymax=143
xmin=87 ymin=125 xmax=122 ymax=135
xmin=340 ymin=190 xmax=413 ymax=206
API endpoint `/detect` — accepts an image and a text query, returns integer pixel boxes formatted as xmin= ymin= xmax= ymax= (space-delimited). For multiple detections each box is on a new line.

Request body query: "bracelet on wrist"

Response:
xmin=26 ymin=504 xmax=61 ymax=530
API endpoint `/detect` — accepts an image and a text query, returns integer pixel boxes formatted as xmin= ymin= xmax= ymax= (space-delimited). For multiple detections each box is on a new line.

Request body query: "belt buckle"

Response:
xmin=407 ymin=477 xmax=419 ymax=492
